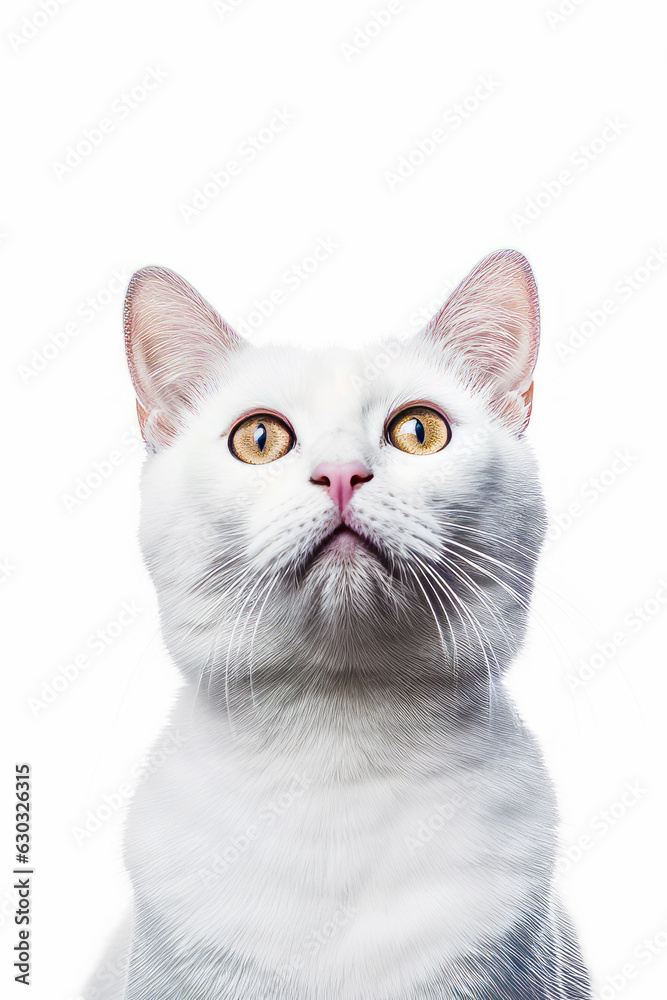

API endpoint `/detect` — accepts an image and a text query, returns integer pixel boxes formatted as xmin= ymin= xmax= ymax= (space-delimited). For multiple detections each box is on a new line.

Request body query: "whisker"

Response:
xmin=441 ymin=540 xmax=581 ymax=694
xmin=437 ymin=518 xmax=542 ymax=560
xmin=439 ymin=553 xmax=515 ymax=657
xmin=404 ymin=563 xmax=453 ymax=671
xmin=412 ymin=553 xmax=499 ymax=719
xmin=246 ymin=570 xmax=283 ymax=706
xmin=441 ymin=522 xmax=607 ymax=646
xmin=220 ymin=563 xmax=277 ymax=728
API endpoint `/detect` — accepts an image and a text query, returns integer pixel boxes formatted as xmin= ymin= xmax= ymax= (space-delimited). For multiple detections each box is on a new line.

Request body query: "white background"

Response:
xmin=2 ymin=1 xmax=666 ymax=998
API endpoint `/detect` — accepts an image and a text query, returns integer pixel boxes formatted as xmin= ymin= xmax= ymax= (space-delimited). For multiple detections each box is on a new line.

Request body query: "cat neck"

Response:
xmin=175 ymin=668 xmax=512 ymax=783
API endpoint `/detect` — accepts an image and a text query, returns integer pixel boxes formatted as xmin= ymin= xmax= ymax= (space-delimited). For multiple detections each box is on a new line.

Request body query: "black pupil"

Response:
xmin=413 ymin=418 xmax=425 ymax=445
xmin=254 ymin=423 xmax=267 ymax=451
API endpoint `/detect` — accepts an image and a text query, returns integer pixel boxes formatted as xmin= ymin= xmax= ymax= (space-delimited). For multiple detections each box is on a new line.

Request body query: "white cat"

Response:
xmin=89 ymin=251 xmax=591 ymax=998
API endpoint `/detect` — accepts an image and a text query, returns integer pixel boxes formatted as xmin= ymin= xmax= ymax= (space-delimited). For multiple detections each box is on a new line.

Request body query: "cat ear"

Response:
xmin=422 ymin=250 xmax=539 ymax=432
xmin=124 ymin=266 xmax=242 ymax=450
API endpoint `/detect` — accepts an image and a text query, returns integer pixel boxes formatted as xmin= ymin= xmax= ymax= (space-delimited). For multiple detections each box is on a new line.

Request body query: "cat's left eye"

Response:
xmin=228 ymin=412 xmax=294 ymax=465
xmin=386 ymin=405 xmax=451 ymax=456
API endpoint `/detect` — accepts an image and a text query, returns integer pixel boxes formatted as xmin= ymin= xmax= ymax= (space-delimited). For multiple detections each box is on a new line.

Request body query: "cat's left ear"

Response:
xmin=124 ymin=266 xmax=242 ymax=450
xmin=421 ymin=250 xmax=539 ymax=433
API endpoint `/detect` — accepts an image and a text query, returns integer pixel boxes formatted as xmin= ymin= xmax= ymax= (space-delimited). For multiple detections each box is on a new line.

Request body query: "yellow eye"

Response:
xmin=228 ymin=412 xmax=294 ymax=465
xmin=387 ymin=405 xmax=451 ymax=456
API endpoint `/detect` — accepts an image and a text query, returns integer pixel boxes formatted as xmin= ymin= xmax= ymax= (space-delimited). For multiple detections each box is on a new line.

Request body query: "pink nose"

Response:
xmin=310 ymin=461 xmax=373 ymax=511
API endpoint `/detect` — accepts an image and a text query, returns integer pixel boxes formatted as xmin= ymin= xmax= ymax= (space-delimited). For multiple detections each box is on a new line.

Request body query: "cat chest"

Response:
xmin=129 ymin=761 xmax=538 ymax=993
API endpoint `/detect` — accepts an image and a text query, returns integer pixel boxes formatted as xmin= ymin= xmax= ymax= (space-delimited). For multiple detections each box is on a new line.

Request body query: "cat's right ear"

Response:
xmin=124 ymin=266 xmax=242 ymax=450
xmin=420 ymin=250 xmax=540 ymax=433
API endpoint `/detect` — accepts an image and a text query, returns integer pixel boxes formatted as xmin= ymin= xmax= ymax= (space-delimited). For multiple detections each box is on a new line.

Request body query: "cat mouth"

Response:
xmin=307 ymin=525 xmax=391 ymax=571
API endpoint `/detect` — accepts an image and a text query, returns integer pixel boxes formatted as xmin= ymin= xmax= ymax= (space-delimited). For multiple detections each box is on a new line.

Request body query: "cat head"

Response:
xmin=124 ymin=251 xmax=545 ymax=702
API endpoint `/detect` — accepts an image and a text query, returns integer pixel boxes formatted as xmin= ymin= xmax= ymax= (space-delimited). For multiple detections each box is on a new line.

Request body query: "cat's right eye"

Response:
xmin=228 ymin=411 xmax=295 ymax=465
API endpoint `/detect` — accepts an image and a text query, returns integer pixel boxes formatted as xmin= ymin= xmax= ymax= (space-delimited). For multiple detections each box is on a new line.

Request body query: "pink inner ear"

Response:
xmin=423 ymin=250 xmax=540 ymax=429
xmin=124 ymin=266 xmax=241 ymax=447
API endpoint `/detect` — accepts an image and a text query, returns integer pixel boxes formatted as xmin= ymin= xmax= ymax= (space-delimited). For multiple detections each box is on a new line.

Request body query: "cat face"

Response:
xmin=125 ymin=253 xmax=545 ymax=697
